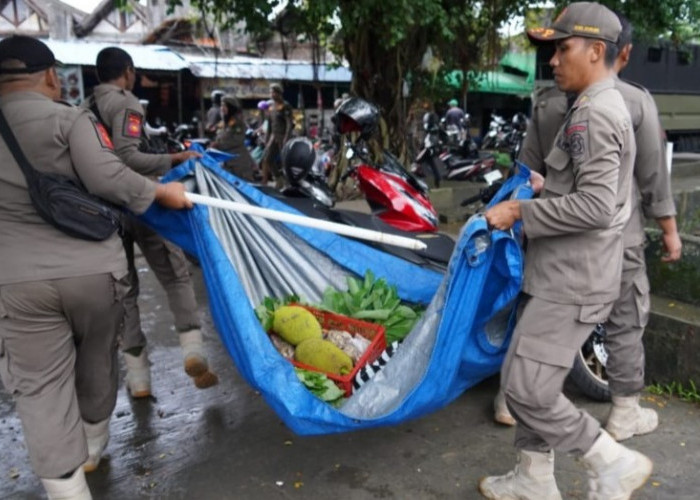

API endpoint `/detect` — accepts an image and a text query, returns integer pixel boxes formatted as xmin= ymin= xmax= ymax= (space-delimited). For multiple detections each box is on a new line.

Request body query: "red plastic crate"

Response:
xmin=283 ymin=304 xmax=387 ymax=397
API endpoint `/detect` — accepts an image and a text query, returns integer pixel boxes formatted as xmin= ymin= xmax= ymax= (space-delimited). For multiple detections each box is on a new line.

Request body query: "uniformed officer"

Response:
xmin=0 ymin=36 xmax=192 ymax=499
xmin=480 ymin=3 xmax=653 ymax=499
xmin=261 ymin=83 xmax=293 ymax=187
xmin=211 ymin=94 xmax=258 ymax=181
xmin=85 ymin=46 xmax=218 ymax=399
xmin=493 ymin=12 xmax=683 ymax=440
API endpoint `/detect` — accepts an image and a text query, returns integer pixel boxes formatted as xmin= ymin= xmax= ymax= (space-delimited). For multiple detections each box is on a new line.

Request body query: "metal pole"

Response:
xmin=185 ymin=193 xmax=428 ymax=251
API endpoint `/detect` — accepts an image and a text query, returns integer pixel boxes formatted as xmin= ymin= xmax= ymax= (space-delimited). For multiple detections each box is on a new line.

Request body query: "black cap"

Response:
xmin=0 ymin=35 xmax=59 ymax=74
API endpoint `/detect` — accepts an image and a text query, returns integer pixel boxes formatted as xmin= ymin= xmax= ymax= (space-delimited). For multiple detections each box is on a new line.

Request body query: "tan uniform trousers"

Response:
xmin=121 ymin=216 xmax=200 ymax=352
xmin=604 ymin=244 xmax=650 ymax=395
xmin=501 ymin=296 xmax=613 ymax=455
xmin=0 ymin=272 xmax=128 ymax=478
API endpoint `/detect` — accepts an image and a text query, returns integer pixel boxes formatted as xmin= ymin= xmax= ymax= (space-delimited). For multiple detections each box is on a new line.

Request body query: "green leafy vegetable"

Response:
xmin=320 ymin=270 xmax=424 ymax=343
xmin=295 ymin=368 xmax=346 ymax=406
xmin=254 ymin=293 xmax=301 ymax=331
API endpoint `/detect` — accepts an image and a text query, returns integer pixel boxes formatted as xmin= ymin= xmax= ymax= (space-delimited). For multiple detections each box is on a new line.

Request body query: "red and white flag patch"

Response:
xmin=123 ymin=110 xmax=143 ymax=139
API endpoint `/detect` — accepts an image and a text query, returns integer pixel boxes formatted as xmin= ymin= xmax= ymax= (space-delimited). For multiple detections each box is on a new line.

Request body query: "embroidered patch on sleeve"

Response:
xmin=91 ymin=118 xmax=114 ymax=150
xmin=565 ymin=121 xmax=588 ymax=160
xmin=122 ymin=110 xmax=143 ymax=139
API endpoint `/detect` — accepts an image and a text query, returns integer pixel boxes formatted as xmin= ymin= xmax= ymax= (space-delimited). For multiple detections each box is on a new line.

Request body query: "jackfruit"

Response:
xmin=272 ymin=306 xmax=323 ymax=345
xmin=295 ymin=338 xmax=354 ymax=375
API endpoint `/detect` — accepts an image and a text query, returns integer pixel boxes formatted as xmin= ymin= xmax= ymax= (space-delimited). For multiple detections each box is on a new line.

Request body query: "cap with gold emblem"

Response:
xmin=527 ymin=2 xmax=621 ymax=44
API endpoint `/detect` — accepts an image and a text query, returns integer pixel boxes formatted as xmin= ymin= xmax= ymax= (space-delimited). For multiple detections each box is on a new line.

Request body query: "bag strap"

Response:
xmin=87 ymin=96 xmax=113 ymax=136
xmin=0 ymin=107 xmax=38 ymax=183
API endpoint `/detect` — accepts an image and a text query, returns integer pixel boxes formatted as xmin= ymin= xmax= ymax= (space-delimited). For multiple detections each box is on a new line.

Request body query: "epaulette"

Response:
xmin=620 ymin=78 xmax=652 ymax=96
xmin=55 ymin=100 xmax=75 ymax=108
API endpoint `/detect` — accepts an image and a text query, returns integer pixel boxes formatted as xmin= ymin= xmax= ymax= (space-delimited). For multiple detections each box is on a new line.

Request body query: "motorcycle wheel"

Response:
xmin=568 ymin=324 xmax=611 ymax=401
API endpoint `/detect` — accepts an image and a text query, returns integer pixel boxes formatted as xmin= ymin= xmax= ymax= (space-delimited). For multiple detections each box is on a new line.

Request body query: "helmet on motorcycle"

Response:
xmin=333 ymin=97 xmax=379 ymax=140
xmin=210 ymin=90 xmax=224 ymax=106
xmin=422 ymin=111 xmax=440 ymax=130
xmin=512 ymin=112 xmax=528 ymax=131
xmin=221 ymin=95 xmax=241 ymax=115
xmin=281 ymin=137 xmax=317 ymax=186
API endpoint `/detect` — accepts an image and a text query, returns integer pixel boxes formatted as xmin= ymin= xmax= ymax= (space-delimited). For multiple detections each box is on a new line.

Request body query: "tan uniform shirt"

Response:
xmin=86 ymin=83 xmax=170 ymax=177
xmin=519 ymin=78 xmax=635 ymax=305
xmin=519 ymin=80 xmax=676 ymax=249
xmin=615 ymin=78 xmax=676 ymax=247
xmin=0 ymin=91 xmax=157 ymax=285
xmin=518 ymin=86 xmax=569 ymax=174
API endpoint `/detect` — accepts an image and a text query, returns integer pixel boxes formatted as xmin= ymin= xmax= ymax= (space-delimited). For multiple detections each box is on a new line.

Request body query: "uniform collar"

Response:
xmin=573 ymin=77 xmax=616 ymax=107
xmin=94 ymin=83 xmax=127 ymax=96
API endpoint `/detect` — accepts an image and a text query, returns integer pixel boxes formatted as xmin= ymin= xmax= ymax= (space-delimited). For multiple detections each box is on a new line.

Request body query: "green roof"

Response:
xmin=447 ymin=51 xmax=535 ymax=96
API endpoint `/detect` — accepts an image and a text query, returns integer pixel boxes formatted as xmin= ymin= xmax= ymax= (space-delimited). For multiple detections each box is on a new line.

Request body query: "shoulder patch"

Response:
xmin=565 ymin=120 xmax=588 ymax=160
xmin=122 ymin=109 xmax=143 ymax=139
xmin=91 ymin=118 xmax=114 ymax=150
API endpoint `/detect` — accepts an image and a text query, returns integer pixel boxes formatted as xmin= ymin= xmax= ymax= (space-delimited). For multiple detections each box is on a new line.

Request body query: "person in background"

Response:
xmin=0 ymin=35 xmax=192 ymax=499
xmin=261 ymin=83 xmax=293 ymax=188
xmin=444 ymin=98 xmax=466 ymax=127
xmin=493 ymin=10 xmax=682 ymax=439
xmin=479 ymin=3 xmax=653 ymax=499
xmin=212 ymin=94 xmax=258 ymax=181
xmin=205 ymin=89 xmax=224 ymax=137
xmin=86 ymin=46 xmax=218 ymax=402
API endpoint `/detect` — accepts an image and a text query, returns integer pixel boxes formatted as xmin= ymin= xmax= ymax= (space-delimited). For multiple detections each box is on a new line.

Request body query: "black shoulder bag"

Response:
xmin=0 ymin=108 xmax=122 ymax=241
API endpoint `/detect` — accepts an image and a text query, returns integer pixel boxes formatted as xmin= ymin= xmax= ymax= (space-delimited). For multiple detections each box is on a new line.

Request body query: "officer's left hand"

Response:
xmin=485 ymin=200 xmax=521 ymax=231
xmin=661 ymin=230 xmax=682 ymax=262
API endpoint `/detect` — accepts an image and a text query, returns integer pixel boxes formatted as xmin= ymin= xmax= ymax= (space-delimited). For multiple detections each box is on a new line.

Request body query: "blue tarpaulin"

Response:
xmin=140 ymin=152 xmax=532 ymax=435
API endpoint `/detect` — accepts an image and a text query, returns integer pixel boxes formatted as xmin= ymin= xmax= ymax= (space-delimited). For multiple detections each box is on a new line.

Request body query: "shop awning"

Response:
xmin=185 ymin=54 xmax=352 ymax=82
xmin=43 ymin=40 xmax=189 ymax=71
xmin=447 ymin=51 xmax=535 ymax=96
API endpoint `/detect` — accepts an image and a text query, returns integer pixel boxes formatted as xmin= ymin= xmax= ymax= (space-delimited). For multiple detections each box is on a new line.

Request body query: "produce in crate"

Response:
xmin=295 ymin=338 xmax=354 ymax=375
xmin=272 ymin=305 xmax=323 ymax=345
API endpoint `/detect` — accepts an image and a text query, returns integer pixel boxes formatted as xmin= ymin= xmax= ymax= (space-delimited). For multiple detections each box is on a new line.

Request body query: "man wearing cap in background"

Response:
xmin=479 ymin=3 xmax=653 ymax=499
xmin=261 ymin=83 xmax=293 ymax=188
xmin=444 ymin=98 xmax=466 ymax=128
xmin=85 ymin=46 xmax=218 ymax=400
xmin=0 ymin=35 xmax=192 ymax=499
xmin=492 ymin=11 xmax=682 ymax=442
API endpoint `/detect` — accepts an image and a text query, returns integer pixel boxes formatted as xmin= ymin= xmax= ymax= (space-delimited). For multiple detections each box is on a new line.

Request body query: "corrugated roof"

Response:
xmin=44 ymin=40 xmax=188 ymax=71
xmin=184 ymin=54 xmax=352 ymax=82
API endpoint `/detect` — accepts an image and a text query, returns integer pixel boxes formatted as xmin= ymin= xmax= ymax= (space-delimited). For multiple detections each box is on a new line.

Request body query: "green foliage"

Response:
xmin=295 ymin=368 xmax=346 ymax=406
xmin=320 ymin=270 xmax=424 ymax=343
xmin=647 ymin=380 xmax=700 ymax=403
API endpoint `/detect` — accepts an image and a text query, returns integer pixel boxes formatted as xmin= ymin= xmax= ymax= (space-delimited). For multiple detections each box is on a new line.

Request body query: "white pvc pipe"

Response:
xmin=186 ymin=192 xmax=428 ymax=251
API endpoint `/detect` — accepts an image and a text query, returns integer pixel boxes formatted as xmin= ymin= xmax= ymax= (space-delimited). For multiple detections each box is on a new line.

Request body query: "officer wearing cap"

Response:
xmin=0 ymin=35 xmax=192 ymax=499
xmin=85 ymin=46 xmax=217 ymax=400
xmin=493 ymin=12 xmax=682 ymax=439
xmin=480 ymin=3 xmax=653 ymax=499
xmin=261 ymin=82 xmax=293 ymax=187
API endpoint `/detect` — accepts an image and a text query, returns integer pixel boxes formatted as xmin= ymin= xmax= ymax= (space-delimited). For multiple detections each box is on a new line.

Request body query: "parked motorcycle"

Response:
xmin=334 ymin=97 xmax=440 ymax=233
xmin=253 ymin=136 xmax=453 ymax=273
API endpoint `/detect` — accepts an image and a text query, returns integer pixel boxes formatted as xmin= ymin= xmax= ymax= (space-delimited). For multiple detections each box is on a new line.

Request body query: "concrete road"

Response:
xmin=2 ymin=255 xmax=699 ymax=499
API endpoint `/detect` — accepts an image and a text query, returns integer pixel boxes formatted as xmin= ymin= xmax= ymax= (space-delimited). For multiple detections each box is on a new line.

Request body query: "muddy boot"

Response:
xmin=41 ymin=467 xmax=92 ymax=499
xmin=605 ymin=394 xmax=658 ymax=441
xmin=82 ymin=418 xmax=110 ymax=473
xmin=180 ymin=329 xmax=218 ymax=389
xmin=583 ymin=430 xmax=653 ymax=500
xmin=123 ymin=349 xmax=151 ymax=398
xmin=494 ymin=389 xmax=516 ymax=426
xmin=479 ymin=449 xmax=562 ymax=500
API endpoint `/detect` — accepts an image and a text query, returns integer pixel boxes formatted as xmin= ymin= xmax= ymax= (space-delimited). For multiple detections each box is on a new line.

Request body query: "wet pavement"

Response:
xmin=2 ymin=252 xmax=700 ymax=499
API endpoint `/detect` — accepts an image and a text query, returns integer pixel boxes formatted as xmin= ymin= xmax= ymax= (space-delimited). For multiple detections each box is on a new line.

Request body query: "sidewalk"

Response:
xmin=2 ymin=258 xmax=698 ymax=499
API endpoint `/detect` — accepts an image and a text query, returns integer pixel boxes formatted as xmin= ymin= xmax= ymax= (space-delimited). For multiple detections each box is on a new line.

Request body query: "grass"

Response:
xmin=647 ymin=380 xmax=700 ymax=403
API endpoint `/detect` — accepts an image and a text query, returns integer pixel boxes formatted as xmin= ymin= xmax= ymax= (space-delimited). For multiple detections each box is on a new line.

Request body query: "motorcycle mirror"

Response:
xmin=345 ymin=147 xmax=355 ymax=160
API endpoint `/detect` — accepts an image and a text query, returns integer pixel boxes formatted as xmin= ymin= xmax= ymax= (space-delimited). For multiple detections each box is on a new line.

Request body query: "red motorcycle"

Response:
xmin=335 ymin=98 xmax=440 ymax=232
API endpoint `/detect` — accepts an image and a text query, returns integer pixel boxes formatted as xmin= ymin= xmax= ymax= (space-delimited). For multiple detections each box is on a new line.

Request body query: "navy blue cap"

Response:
xmin=0 ymin=35 xmax=60 ymax=74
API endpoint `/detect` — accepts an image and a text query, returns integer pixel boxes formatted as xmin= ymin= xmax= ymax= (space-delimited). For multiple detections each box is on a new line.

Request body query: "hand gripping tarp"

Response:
xmin=139 ymin=152 xmax=533 ymax=435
